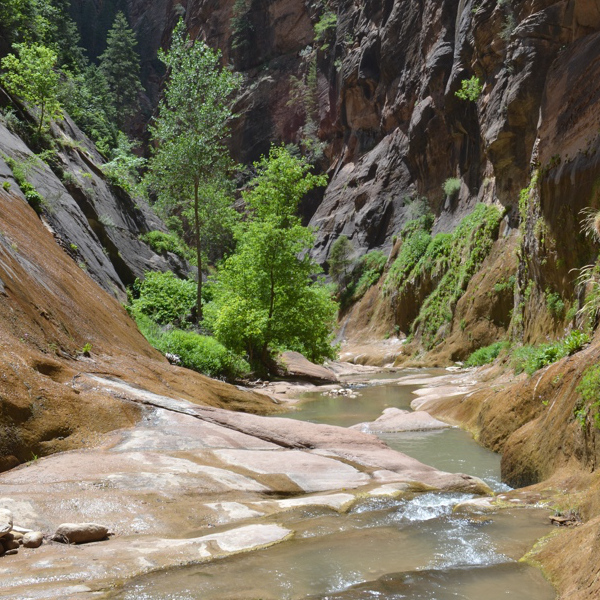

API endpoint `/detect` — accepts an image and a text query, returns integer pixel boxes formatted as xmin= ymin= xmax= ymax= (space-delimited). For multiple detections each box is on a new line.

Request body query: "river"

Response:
xmin=112 ymin=370 xmax=556 ymax=599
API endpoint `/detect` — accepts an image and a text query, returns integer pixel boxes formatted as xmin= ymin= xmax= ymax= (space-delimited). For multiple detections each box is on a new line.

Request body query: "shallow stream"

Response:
xmin=114 ymin=371 xmax=555 ymax=600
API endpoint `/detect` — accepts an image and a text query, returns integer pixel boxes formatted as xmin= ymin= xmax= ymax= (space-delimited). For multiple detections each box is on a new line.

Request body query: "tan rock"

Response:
xmin=351 ymin=408 xmax=451 ymax=433
xmin=52 ymin=523 xmax=108 ymax=544
xmin=22 ymin=531 xmax=44 ymax=548
xmin=0 ymin=508 xmax=12 ymax=537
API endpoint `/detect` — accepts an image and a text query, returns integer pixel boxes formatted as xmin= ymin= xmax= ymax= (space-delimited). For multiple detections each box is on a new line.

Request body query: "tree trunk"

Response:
xmin=37 ymin=101 xmax=45 ymax=137
xmin=194 ymin=179 xmax=202 ymax=323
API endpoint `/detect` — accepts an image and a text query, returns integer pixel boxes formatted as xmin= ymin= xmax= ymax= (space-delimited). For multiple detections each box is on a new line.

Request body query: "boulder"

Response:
xmin=278 ymin=351 xmax=338 ymax=383
xmin=351 ymin=407 xmax=451 ymax=433
xmin=0 ymin=508 xmax=13 ymax=537
xmin=52 ymin=523 xmax=109 ymax=544
xmin=22 ymin=531 xmax=44 ymax=548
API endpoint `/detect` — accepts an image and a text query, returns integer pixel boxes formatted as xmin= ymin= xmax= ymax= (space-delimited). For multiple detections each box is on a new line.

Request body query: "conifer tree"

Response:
xmin=98 ymin=11 xmax=143 ymax=127
xmin=145 ymin=20 xmax=242 ymax=323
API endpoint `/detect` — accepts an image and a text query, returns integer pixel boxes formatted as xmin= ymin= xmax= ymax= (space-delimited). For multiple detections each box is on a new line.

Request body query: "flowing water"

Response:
xmin=113 ymin=371 xmax=555 ymax=600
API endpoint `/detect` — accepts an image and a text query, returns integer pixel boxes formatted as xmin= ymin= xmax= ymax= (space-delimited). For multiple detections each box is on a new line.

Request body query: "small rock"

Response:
xmin=22 ymin=531 xmax=44 ymax=548
xmin=10 ymin=531 xmax=24 ymax=544
xmin=0 ymin=508 xmax=13 ymax=537
xmin=4 ymin=549 xmax=18 ymax=555
xmin=52 ymin=523 xmax=109 ymax=544
xmin=2 ymin=538 xmax=19 ymax=551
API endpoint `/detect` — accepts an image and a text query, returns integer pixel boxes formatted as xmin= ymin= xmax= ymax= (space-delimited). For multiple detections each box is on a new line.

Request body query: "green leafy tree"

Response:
xmin=455 ymin=76 xmax=483 ymax=102
xmin=98 ymin=12 xmax=143 ymax=127
xmin=145 ymin=19 xmax=242 ymax=322
xmin=207 ymin=146 xmax=337 ymax=366
xmin=1 ymin=42 xmax=62 ymax=136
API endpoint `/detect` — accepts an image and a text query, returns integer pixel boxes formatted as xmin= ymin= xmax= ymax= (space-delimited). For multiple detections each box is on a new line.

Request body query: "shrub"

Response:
xmin=455 ymin=76 xmax=483 ymax=101
xmin=512 ymin=330 xmax=590 ymax=376
xmin=314 ymin=11 xmax=337 ymax=41
xmin=545 ymin=289 xmax=565 ymax=318
xmin=411 ymin=204 xmax=502 ymax=346
xmin=442 ymin=177 xmax=462 ymax=197
xmin=575 ymin=364 xmax=600 ymax=428
xmin=464 ymin=341 xmax=510 ymax=367
xmin=130 ymin=271 xmax=196 ymax=325
xmin=140 ymin=230 xmax=194 ymax=263
xmin=135 ymin=314 xmax=249 ymax=379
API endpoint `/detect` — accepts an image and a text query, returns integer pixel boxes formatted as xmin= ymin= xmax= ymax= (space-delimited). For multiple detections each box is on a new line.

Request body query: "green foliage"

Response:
xmin=230 ymin=0 xmax=253 ymax=52
xmin=545 ymin=289 xmax=565 ymax=318
xmin=2 ymin=181 xmax=11 ymax=191
xmin=130 ymin=271 xmax=196 ymax=326
xmin=328 ymin=235 xmax=354 ymax=284
xmin=494 ymin=275 xmax=516 ymax=293
xmin=455 ymin=76 xmax=483 ymax=102
xmin=518 ymin=170 xmax=539 ymax=225
xmin=512 ymin=330 xmax=590 ymax=376
xmin=384 ymin=228 xmax=432 ymax=293
xmin=442 ymin=177 xmax=462 ymax=197
xmin=314 ymin=10 xmax=337 ymax=43
xmin=341 ymin=250 xmax=387 ymax=307
xmin=1 ymin=42 xmax=62 ymax=136
xmin=207 ymin=147 xmax=336 ymax=365
xmin=464 ymin=341 xmax=510 ymax=367
xmin=100 ymin=132 xmax=145 ymax=193
xmin=135 ymin=314 xmax=249 ymax=380
xmin=140 ymin=231 xmax=194 ymax=263
xmin=98 ymin=12 xmax=144 ymax=127
xmin=411 ymin=204 xmax=503 ymax=347
xmin=3 ymin=155 xmax=45 ymax=214
xmin=59 ymin=64 xmax=118 ymax=150
xmin=145 ymin=19 xmax=242 ymax=321
xmin=575 ymin=365 xmax=600 ymax=428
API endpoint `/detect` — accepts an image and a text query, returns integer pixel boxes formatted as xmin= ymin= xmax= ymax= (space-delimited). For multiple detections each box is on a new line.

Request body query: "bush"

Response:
xmin=512 ymin=330 xmax=590 ymax=376
xmin=135 ymin=314 xmax=249 ymax=380
xmin=442 ymin=177 xmax=461 ymax=197
xmin=464 ymin=341 xmax=510 ymax=367
xmin=455 ymin=76 xmax=483 ymax=102
xmin=546 ymin=289 xmax=565 ymax=318
xmin=340 ymin=250 xmax=387 ymax=308
xmin=575 ymin=364 xmax=600 ymax=428
xmin=140 ymin=230 xmax=194 ymax=263
xmin=130 ymin=271 xmax=196 ymax=325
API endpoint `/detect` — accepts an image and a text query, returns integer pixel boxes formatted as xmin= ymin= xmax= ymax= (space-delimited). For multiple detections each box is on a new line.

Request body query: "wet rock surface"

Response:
xmin=0 ymin=375 xmax=492 ymax=598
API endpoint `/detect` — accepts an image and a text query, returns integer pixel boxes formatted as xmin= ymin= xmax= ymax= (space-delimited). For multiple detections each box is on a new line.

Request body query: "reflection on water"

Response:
xmin=112 ymin=374 xmax=555 ymax=600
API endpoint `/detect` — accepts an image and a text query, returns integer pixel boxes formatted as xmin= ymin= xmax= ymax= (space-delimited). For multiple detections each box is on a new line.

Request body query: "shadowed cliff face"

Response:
xmin=98 ymin=1 xmax=599 ymax=280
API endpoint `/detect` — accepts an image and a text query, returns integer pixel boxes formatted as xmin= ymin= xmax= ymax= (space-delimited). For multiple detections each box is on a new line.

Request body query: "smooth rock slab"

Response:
xmin=215 ymin=449 xmax=371 ymax=493
xmin=52 ymin=523 xmax=108 ymax=544
xmin=351 ymin=408 xmax=451 ymax=433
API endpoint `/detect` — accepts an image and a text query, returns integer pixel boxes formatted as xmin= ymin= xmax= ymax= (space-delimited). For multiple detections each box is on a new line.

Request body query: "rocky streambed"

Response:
xmin=0 ymin=369 xmax=556 ymax=599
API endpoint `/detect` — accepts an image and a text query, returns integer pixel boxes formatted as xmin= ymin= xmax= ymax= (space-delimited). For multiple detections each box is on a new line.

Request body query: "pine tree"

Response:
xmin=98 ymin=11 xmax=143 ymax=127
xmin=144 ymin=20 xmax=242 ymax=323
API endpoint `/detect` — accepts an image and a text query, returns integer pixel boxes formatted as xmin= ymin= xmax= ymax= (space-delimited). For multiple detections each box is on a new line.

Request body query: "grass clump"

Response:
xmin=383 ymin=213 xmax=434 ymax=294
xmin=135 ymin=314 xmax=249 ymax=380
xmin=512 ymin=330 xmax=590 ymax=376
xmin=464 ymin=341 xmax=510 ymax=367
xmin=412 ymin=204 xmax=502 ymax=347
xmin=442 ymin=177 xmax=461 ymax=197
xmin=575 ymin=364 xmax=600 ymax=428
